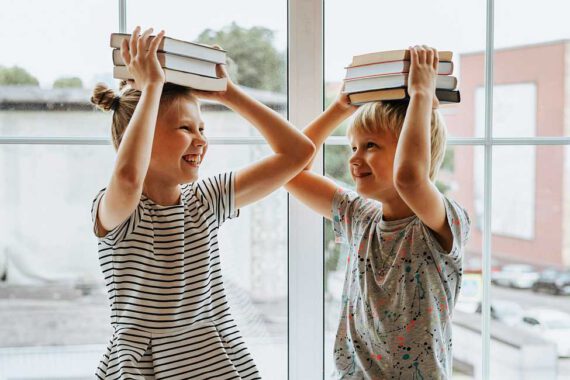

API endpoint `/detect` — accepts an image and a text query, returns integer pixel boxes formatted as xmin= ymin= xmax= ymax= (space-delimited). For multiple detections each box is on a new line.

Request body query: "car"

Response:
xmin=491 ymin=264 xmax=539 ymax=289
xmin=532 ymin=268 xmax=570 ymax=295
xmin=475 ymin=300 xmax=524 ymax=327
xmin=520 ymin=308 xmax=570 ymax=357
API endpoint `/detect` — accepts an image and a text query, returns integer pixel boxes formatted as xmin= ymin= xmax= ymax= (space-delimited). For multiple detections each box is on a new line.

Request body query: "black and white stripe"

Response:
xmin=91 ymin=172 xmax=260 ymax=380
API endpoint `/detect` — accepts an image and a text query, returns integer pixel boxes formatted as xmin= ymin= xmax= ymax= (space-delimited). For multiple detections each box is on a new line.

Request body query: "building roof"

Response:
xmin=0 ymin=85 xmax=287 ymax=111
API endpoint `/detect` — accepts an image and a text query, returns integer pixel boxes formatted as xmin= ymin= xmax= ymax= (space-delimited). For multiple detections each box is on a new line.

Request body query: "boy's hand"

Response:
xmin=192 ymin=45 xmax=238 ymax=104
xmin=332 ymin=82 xmax=358 ymax=117
xmin=121 ymin=26 xmax=166 ymax=90
xmin=408 ymin=45 xmax=439 ymax=107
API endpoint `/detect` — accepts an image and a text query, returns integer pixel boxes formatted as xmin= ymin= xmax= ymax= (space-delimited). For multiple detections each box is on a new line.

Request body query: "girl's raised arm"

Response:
xmin=195 ymin=64 xmax=316 ymax=209
xmin=95 ymin=27 xmax=165 ymax=236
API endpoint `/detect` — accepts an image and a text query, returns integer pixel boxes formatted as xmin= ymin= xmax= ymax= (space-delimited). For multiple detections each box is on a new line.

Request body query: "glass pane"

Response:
xmin=127 ymin=0 xmax=287 ymax=138
xmin=495 ymin=0 xmax=570 ymax=137
xmin=323 ymin=141 xmax=482 ymax=379
xmin=0 ymin=144 xmax=287 ymax=380
xmin=325 ymin=0 xmax=486 ymax=137
xmin=0 ymin=0 xmax=117 ymax=137
xmin=489 ymin=145 xmax=570 ymax=378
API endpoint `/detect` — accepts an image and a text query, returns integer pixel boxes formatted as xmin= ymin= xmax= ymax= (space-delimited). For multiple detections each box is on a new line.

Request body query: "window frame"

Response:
xmin=2 ymin=1 xmax=570 ymax=379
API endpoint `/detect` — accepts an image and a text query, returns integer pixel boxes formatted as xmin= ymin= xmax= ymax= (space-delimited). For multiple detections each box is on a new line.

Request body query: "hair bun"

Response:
xmin=91 ymin=83 xmax=118 ymax=112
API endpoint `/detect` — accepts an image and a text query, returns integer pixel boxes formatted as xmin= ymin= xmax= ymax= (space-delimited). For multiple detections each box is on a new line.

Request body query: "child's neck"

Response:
xmin=142 ymin=180 xmax=181 ymax=206
xmin=380 ymin=197 xmax=415 ymax=222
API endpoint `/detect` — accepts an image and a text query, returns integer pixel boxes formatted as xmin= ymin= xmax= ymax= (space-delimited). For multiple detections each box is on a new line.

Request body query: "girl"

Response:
xmin=285 ymin=46 xmax=470 ymax=378
xmin=90 ymin=27 xmax=314 ymax=379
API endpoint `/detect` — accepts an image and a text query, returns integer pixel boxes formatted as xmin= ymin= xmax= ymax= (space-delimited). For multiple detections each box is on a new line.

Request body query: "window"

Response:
xmin=0 ymin=1 xmax=288 ymax=379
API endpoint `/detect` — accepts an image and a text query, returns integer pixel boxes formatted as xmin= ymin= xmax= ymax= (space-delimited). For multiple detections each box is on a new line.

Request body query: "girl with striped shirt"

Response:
xmin=89 ymin=26 xmax=314 ymax=379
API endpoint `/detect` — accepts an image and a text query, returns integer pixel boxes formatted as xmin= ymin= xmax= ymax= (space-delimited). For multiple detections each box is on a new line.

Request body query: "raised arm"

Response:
xmin=284 ymin=91 xmax=358 ymax=220
xmin=195 ymin=64 xmax=316 ymax=209
xmin=96 ymin=27 xmax=165 ymax=236
xmin=393 ymin=45 xmax=452 ymax=252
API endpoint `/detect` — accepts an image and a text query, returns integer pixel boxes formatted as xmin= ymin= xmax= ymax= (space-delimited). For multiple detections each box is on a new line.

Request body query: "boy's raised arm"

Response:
xmin=284 ymin=92 xmax=357 ymax=220
xmin=393 ymin=45 xmax=453 ymax=252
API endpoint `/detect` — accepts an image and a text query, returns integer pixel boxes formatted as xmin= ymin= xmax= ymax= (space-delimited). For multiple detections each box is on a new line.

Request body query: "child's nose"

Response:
xmin=193 ymin=135 xmax=206 ymax=147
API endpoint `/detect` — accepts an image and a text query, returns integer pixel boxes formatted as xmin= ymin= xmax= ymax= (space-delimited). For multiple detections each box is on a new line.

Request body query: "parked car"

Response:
xmin=475 ymin=300 xmax=524 ymax=327
xmin=520 ymin=308 xmax=570 ymax=357
xmin=491 ymin=264 xmax=539 ymax=289
xmin=532 ymin=268 xmax=570 ymax=295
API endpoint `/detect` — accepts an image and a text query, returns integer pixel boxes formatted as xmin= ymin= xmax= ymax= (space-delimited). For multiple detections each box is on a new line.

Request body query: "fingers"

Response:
xmin=211 ymin=44 xmax=223 ymax=50
xmin=120 ymin=39 xmax=130 ymax=65
xmin=129 ymin=26 xmax=140 ymax=57
xmin=409 ymin=46 xmax=418 ymax=65
xmin=410 ymin=45 xmax=439 ymax=68
xmin=149 ymin=30 xmax=165 ymax=54
xmin=432 ymin=47 xmax=439 ymax=70
xmin=138 ymin=27 xmax=153 ymax=56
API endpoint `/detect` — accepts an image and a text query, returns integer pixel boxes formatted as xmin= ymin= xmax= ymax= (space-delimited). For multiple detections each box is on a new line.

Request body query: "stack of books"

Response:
xmin=110 ymin=33 xmax=227 ymax=91
xmin=344 ymin=49 xmax=460 ymax=105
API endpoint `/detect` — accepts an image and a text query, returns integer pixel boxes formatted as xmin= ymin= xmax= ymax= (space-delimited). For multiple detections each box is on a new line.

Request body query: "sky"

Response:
xmin=1 ymin=0 xmax=569 ymax=88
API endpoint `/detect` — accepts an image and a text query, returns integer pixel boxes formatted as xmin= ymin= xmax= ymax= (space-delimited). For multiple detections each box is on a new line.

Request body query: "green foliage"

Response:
xmin=0 ymin=66 xmax=39 ymax=86
xmin=196 ymin=22 xmax=285 ymax=92
xmin=53 ymin=77 xmax=83 ymax=88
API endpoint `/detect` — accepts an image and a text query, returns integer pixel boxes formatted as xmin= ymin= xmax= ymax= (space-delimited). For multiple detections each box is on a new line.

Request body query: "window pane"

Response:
xmin=325 ymin=0 xmax=486 ymax=137
xmin=0 ymin=0 xmax=117 ymax=137
xmin=489 ymin=145 xmax=570 ymax=378
xmin=127 ymin=0 xmax=287 ymax=138
xmin=323 ymin=142 xmax=482 ymax=379
xmin=495 ymin=0 xmax=570 ymax=137
xmin=0 ymin=144 xmax=287 ymax=380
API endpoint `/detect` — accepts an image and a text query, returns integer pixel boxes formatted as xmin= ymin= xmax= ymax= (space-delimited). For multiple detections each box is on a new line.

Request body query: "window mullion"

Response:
xmin=288 ymin=0 xmax=324 ymax=378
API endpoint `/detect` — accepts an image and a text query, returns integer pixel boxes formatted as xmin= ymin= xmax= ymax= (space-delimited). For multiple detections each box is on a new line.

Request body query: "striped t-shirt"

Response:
xmin=91 ymin=171 xmax=260 ymax=380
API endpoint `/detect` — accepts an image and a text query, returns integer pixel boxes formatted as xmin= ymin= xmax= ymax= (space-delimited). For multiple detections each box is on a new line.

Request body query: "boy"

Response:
xmin=285 ymin=45 xmax=471 ymax=378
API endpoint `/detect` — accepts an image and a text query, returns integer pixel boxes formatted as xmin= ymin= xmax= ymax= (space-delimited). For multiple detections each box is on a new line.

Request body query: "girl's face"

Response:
xmin=148 ymin=97 xmax=207 ymax=186
xmin=348 ymin=127 xmax=399 ymax=201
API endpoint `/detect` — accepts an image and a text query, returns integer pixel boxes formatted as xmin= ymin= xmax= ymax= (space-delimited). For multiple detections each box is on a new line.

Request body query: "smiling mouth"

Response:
xmin=354 ymin=173 xmax=372 ymax=178
xmin=182 ymin=154 xmax=202 ymax=167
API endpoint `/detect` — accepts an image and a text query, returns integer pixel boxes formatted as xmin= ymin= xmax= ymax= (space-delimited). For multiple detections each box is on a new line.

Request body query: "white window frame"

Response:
xmin=2 ymin=0 xmax=570 ymax=379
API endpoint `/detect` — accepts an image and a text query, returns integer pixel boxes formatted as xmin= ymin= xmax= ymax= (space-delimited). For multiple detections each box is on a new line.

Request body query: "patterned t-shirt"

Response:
xmin=331 ymin=187 xmax=471 ymax=380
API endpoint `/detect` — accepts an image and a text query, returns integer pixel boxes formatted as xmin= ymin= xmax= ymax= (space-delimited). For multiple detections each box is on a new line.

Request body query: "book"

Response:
xmin=345 ymin=61 xmax=454 ymax=80
xmin=110 ymin=33 xmax=226 ymax=64
xmin=348 ymin=88 xmax=461 ymax=105
xmin=351 ymin=49 xmax=453 ymax=67
xmin=344 ymin=73 xmax=457 ymax=93
xmin=112 ymin=49 xmax=218 ymax=78
xmin=113 ymin=66 xmax=227 ymax=91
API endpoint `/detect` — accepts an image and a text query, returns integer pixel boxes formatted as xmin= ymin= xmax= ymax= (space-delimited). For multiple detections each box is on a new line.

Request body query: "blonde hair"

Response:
xmin=347 ymin=101 xmax=447 ymax=182
xmin=90 ymin=81 xmax=198 ymax=150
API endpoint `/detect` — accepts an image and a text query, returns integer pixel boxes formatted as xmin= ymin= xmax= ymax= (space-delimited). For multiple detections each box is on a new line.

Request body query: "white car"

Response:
xmin=520 ymin=308 xmax=570 ymax=357
xmin=491 ymin=264 xmax=539 ymax=289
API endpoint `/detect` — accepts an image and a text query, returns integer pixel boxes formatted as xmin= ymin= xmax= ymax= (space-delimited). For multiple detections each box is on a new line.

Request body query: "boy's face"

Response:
xmin=348 ymin=127 xmax=399 ymax=201
xmin=148 ymin=98 xmax=208 ymax=186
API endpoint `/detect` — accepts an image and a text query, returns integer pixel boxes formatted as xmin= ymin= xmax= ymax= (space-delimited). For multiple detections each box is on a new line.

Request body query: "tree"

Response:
xmin=196 ymin=22 xmax=285 ymax=93
xmin=0 ymin=66 xmax=39 ymax=86
xmin=53 ymin=77 xmax=83 ymax=88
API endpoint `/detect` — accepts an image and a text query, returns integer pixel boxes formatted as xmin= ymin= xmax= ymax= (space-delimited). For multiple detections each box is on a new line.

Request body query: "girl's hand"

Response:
xmin=192 ymin=45 xmax=238 ymax=104
xmin=408 ymin=45 xmax=438 ymax=102
xmin=120 ymin=26 xmax=166 ymax=90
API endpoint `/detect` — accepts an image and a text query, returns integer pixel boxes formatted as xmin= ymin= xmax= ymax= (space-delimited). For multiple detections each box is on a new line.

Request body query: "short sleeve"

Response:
xmin=194 ymin=171 xmax=239 ymax=227
xmin=331 ymin=187 xmax=380 ymax=244
xmin=91 ymin=188 xmax=145 ymax=246
xmin=420 ymin=196 xmax=471 ymax=259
